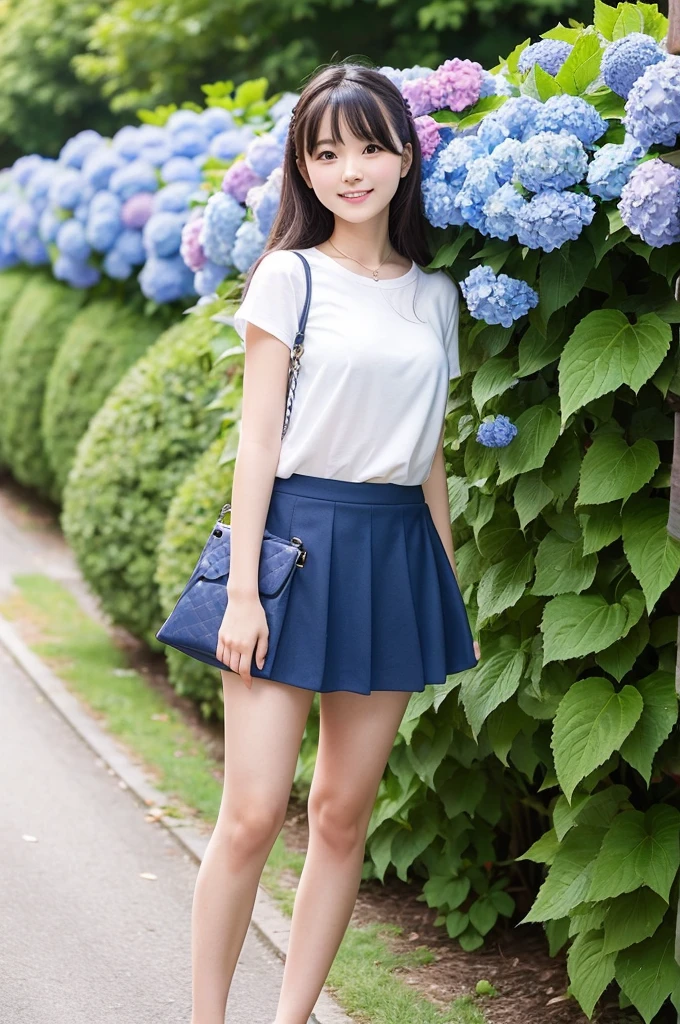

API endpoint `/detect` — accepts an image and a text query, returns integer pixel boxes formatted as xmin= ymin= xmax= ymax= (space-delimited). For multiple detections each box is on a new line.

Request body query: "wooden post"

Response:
xmin=669 ymin=0 xmax=680 ymax=56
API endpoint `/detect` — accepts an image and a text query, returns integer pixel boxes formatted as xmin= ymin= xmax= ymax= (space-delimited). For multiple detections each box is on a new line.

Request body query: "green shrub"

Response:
xmin=0 ymin=268 xmax=31 ymax=332
xmin=0 ymin=274 xmax=85 ymax=498
xmin=61 ymin=304 xmax=227 ymax=647
xmin=155 ymin=432 xmax=238 ymax=720
xmin=42 ymin=299 xmax=164 ymax=499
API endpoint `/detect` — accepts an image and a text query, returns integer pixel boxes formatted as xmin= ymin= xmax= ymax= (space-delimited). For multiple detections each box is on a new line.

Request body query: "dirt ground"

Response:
xmin=0 ymin=477 xmax=664 ymax=1024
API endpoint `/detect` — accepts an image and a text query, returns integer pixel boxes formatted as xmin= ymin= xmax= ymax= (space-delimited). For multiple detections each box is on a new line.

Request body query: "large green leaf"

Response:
xmin=460 ymin=647 xmax=526 ymax=739
xmin=553 ymin=785 xmax=630 ymax=842
xmin=541 ymin=590 xmax=645 ymax=664
xmin=497 ymin=403 xmax=561 ymax=484
xmin=619 ymin=671 xmax=678 ymax=784
xmin=476 ymin=550 xmax=534 ymax=623
xmin=532 ymin=531 xmax=597 ymax=596
xmin=471 ymin=356 xmax=517 ymax=414
xmin=594 ymin=617 xmax=649 ymax=682
xmin=513 ymin=469 xmax=553 ymax=529
xmin=622 ymin=498 xmax=680 ymax=612
xmin=517 ymin=324 xmax=563 ymax=375
xmin=602 ymin=888 xmax=668 ymax=954
xmin=476 ymin=502 xmax=522 ymax=561
xmin=521 ymin=826 xmax=606 ymax=923
xmin=579 ymin=502 xmax=622 ymax=554
xmin=615 ymin=925 xmax=678 ymax=1024
xmin=587 ymin=805 xmax=680 ymax=902
xmin=559 ymin=310 xmax=671 ymax=424
xmin=577 ymin=435 xmax=659 ymax=505
xmin=566 ymin=928 xmax=616 ymax=1018
xmin=538 ymin=240 xmax=594 ymax=322
xmin=551 ymin=678 xmax=643 ymax=801
xmin=554 ymin=30 xmax=603 ymax=94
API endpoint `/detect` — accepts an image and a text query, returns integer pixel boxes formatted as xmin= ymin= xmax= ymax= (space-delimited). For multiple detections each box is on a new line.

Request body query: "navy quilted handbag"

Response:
xmin=155 ymin=251 xmax=311 ymax=673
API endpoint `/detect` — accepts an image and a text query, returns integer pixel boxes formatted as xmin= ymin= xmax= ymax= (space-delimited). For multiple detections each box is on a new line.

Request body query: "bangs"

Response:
xmin=304 ymin=87 xmax=401 ymax=157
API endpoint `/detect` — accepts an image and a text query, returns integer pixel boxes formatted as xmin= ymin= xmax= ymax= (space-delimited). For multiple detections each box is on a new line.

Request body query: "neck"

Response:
xmin=327 ymin=212 xmax=392 ymax=266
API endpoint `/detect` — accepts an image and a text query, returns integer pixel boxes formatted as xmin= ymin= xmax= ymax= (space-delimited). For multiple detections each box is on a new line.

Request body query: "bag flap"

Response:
xmin=200 ymin=533 xmax=299 ymax=595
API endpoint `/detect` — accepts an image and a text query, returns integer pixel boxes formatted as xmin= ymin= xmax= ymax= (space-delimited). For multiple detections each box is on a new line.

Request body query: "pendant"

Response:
xmin=372 ymin=270 xmax=379 ymax=281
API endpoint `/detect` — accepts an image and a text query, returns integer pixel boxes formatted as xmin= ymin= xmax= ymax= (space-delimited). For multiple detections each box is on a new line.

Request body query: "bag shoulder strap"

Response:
xmin=290 ymin=250 xmax=312 ymax=345
xmin=281 ymin=251 xmax=312 ymax=439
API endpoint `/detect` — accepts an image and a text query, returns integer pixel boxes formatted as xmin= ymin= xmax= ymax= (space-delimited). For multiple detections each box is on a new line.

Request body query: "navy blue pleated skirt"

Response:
xmin=254 ymin=472 xmax=477 ymax=695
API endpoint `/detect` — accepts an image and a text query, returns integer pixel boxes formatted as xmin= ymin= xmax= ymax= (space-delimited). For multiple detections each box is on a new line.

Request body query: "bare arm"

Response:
xmin=226 ymin=322 xmax=292 ymax=599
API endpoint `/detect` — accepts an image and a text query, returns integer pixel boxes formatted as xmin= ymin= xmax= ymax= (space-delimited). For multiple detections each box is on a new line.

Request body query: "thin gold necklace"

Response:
xmin=326 ymin=239 xmax=393 ymax=281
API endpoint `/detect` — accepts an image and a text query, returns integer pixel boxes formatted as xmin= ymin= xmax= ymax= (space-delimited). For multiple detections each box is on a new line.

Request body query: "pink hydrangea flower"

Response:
xmin=221 ymin=159 xmax=265 ymax=204
xmin=401 ymin=78 xmax=433 ymax=118
xmin=121 ymin=191 xmax=155 ymax=229
xmin=414 ymin=115 xmax=443 ymax=161
xmin=180 ymin=214 xmax=207 ymax=272
xmin=425 ymin=58 xmax=483 ymax=113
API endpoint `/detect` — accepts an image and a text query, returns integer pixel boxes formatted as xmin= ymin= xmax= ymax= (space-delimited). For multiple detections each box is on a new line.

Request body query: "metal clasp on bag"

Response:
xmin=217 ymin=502 xmax=306 ymax=567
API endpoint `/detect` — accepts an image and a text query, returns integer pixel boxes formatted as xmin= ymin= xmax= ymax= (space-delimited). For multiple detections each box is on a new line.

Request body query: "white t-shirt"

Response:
xmin=232 ymin=245 xmax=461 ymax=486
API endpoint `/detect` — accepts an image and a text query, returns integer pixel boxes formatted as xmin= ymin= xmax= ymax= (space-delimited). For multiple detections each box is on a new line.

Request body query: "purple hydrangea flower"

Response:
xmin=518 ymin=39 xmax=572 ymax=77
xmin=401 ymin=78 xmax=433 ymax=118
xmin=601 ymin=33 xmax=666 ymax=99
xmin=199 ymin=191 xmax=244 ymax=266
xmin=414 ymin=115 xmax=444 ymax=161
xmin=618 ymin=158 xmax=680 ymax=247
xmin=422 ymin=58 xmax=483 ymax=113
xmin=624 ymin=56 xmax=680 ymax=149
xmin=514 ymin=132 xmax=588 ymax=192
xmin=477 ymin=415 xmax=518 ymax=447
xmin=121 ymin=192 xmax=155 ymax=229
xmin=515 ymin=189 xmax=595 ymax=251
xmin=586 ymin=136 xmax=646 ymax=200
xmin=534 ymin=95 xmax=608 ymax=148
xmin=222 ymin=160 xmax=265 ymax=204
xmin=461 ymin=264 xmax=539 ymax=327
xmin=180 ymin=215 xmax=207 ymax=272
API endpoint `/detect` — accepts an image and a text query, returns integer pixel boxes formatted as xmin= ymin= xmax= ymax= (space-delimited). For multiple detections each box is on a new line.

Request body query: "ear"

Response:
xmin=401 ymin=142 xmax=413 ymax=178
xmin=296 ymin=158 xmax=313 ymax=189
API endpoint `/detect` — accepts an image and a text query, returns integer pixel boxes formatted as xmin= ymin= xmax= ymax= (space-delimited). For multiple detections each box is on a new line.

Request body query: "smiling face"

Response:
xmin=296 ymin=98 xmax=413 ymax=225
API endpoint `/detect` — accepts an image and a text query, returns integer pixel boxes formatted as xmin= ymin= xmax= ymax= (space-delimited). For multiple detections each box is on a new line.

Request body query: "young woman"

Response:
xmin=190 ymin=60 xmax=480 ymax=1024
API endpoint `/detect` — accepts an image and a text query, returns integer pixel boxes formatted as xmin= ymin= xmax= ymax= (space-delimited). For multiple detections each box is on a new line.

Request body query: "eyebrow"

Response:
xmin=314 ymin=139 xmax=337 ymax=148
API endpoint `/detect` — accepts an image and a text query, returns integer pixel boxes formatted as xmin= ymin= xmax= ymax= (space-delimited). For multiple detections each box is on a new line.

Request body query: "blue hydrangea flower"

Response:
xmin=56 ymin=219 xmax=91 ymax=262
xmin=86 ymin=205 xmax=123 ymax=253
xmin=138 ymin=124 xmax=167 ymax=146
xmin=477 ymin=415 xmax=518 ymax=447
xmin=7 ymin=201 xmax=38 ymax=249
xmin=199 ymin=192 xmax=244 ymax=266
xmin=515 ymin=189 xmax=596 ymax=251
xmin=53 ymin=253 xmax=100 ymax=288
xmin=109 ymin=160 xmax=158 ymax=202
xmin=624 ymin=56 xmax=680 ymax=149
xmin=422 ymin=178 xmax=465 ymax=228
xmin=138 ymin=254 xmax=196 ymax=303
xmin=194 ymin=259 xmax=229 ymax=297
xmin=477 ymin=96 xmax=543 ymax=148
xmin=209 ymin=127 xmax=256 ymax=161
xmin=166 ymin=110 xmax=201 ymax=132
xmin=73 ymin=202 xmax=90 ymax=225
xmin=161 ymin=156 xmax=202 ymax=184
xmin=479 ymin=71 xmax=515 ymax=98
xmin=140 ymin=141 xmax=173 ymax=168
xmin=489 ymin=138 xmax=524 ymax=183
xmin=142 ymin=211 xmax=187 ymax=258
xmin=59 ymin=130 xmax=103 ymax=170
xmin=11 ymin=154 xmax=43 ymax=188
xmin=586 ymin=136 xmax=646 ymax=200
xmin=232 ymin=220 xmax=266 ymax=273
xmin=618 ymin=158 xmax=680 ymax=247
xmin=454 ymin=153 xmax=516 ymax=232
xmin=247 ymin=169 xmax=282 ymax=236
xmin=518 ymin=39 xmax=572 ymax=78
xmin=460 ymin=264 xmax=539 ymax=327
xmin=20 ymin=236 xmax=49 ymax=266
xmin=48 ymin=168 xmax=88 ymax=211
xmin=81 ymin=147 xmax=125 ymax=191
xmin=601 ymin=33 xmax=666 ymax=99
xmin=534 ymin=95 xmax=608 ymax=148
xmin=90 ymin=190 xmax=122 ymax=218
xmin=38 ymin=208 xmax=61 ymax=244
xmin=432 ymin=136 xmax=489 ymax=188
xmin=200 ymin=107 xmax=235 ymax=138
xmin=112 ymin=228 xmax=146 ymax=266
xmin=103 ymin=249 xmax=132 ymax=280
xmin=245 ymin=135 xmax=285 ymax=179
xmin=514 ymin=131 xmax=587 ymax=192
xmin=152 ymin=181 xmax=196 ymax=213
xmin=25 ymin=161 xmax=57 ymax=205
xmin=482 ymin=182 xmax=527 ymax=240
xmin=111 ymin=126 xmax=143 ymax=160
xmin=168 ymin=126 xmax=210 ymax=159
xmin=268 ymin=91 xmax=300 ymax=122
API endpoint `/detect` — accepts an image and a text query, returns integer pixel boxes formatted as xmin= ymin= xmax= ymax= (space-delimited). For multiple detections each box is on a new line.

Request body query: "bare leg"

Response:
xmin=273 ymin=688 xmax=412 ymax=1024
xmin=191 ymin=673 xmax=316 ymax=1024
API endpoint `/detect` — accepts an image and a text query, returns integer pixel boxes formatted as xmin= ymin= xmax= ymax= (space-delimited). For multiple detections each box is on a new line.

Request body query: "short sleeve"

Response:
xmin=233 ymin=249 xmax=306 ymax=353
xmin=440 ymin=273 xmax=461 ymax=380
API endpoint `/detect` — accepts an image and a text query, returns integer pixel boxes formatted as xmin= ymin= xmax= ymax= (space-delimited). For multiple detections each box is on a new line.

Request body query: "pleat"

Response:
xmin=423 ymin=509 xmax=478 ymax=674
xmin=322 ymin=499 xmax=372 ymax=693
xmin=403 ymin=505 xmax=449 ymax=683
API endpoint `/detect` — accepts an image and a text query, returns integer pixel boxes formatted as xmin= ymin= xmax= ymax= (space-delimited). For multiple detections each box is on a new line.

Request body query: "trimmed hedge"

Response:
xmin=42 ymin=299 xmax=165 ymax=498
xmin=61 ymin=303 xmax=227 ymax=647
xmin=0 ymin=274 xmax=85 ymax=499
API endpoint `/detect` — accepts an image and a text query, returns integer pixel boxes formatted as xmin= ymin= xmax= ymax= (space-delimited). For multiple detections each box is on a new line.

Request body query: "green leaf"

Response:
xmin=553 ymin=785 xmax=630 ymax=842
xmin=469 ymin=897 xmax=499 ymax=935
xmin=445 ymin=909 xmax=470 ymax=938
xmin=577 ymin=435 xmax=659 ymax=505
xmin=476 ymin=502 xmax=522 ymax=561
xmin=486 ymin=701 xmax=531 ymax=766
xmin=517 ymin=827 xmax=560 ymax=865
xmin=588 ymin=805 xmax=680 ymax=902
xmin=593 ymin=0 xmax=619 ymax=38
xmin=554 ymin=30 xmax=603 ymax=94
xmin=541 ymin=592 xmax=642 ymax=664
xmin=517 ymin=324 xmax=563 ymax=375
xmin=521 ymin=826 xmax=606 ymax=922
xmin=532 ymin=531 xmax=597 ymax=596
xmin=521 ymin=62 xmax=563 ymax=101
xmin=616 ymin=925 xmax=678 ymax=1024
xmin=504 ymin=38 xmax=532 ymax=75
xmin=471 ymin=356 xmax=517 ymax=414
xmin=619 ymin=671 xmax=678 ymax=784
xmin=497 ymin=403 xmax=561 ymax=485
xmin=429 ymin=226 xmax=476 ymax=268
xmin=447 ymin=475 xmax=469 ymax=522
xmin=579 ymin=502 xmax=622 ymax=554
xmin=538 ymin=240 xmax=594 ymax=322
xmin=391 ymin=805 xmax=440 ymax=882
xmin=513 ymin=469 xmax=554 ymax=529
xmin=594 ymin=616 xmax=649 ymax=682
xmin=460 ymin=647 xmax=526 ymax=739
xmin=476 ymin=550 xmax=535 ymax=624
xmin=611 ymin=2 xmax=645 ymax=38
xmin=566 ymin=929 xmax=616 ymax=1018
xmin=551 ymin=678 xmax=643 ymax=802
xmin=602 ymin=888 xmax=668 ymax=954
xmin=458 ymin=925 xmax=484 ymax=951
xmin=622 ymin=498 xmax=680 ymax=612
xmin=558 ymin=310 xmax=671 ymax=424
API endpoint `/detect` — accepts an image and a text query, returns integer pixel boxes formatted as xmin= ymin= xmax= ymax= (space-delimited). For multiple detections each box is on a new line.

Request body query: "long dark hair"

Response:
xmin=242 ymin=60 xmax=432 ymax=300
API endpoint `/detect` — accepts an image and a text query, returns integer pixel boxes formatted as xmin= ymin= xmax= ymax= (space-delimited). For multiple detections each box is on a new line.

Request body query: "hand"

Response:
xmin=216 ymin=595 xmax=269 ymax=688
xmin=473 ymin=640 xmax=481 ymax=661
